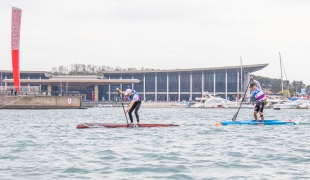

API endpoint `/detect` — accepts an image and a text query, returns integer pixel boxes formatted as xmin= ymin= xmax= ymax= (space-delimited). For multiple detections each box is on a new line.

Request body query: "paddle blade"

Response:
xmin=232 ymin=111 xmax=239 ymax=121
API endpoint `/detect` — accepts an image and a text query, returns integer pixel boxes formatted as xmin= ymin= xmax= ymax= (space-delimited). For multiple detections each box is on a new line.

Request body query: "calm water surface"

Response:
xmin=0 ymin=108 xmax=309 ymax=179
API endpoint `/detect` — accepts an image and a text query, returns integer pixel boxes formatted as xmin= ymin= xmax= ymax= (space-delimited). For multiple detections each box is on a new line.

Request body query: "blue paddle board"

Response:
xmin=216 ymin=119 xmax=298 ymax=126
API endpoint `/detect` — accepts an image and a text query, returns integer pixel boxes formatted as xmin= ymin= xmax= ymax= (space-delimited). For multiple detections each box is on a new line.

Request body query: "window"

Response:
xmin=204 ymin=72 xmax=214 ymax=92
xmin=168 ymin=73 xmax=178 ymax=92
xmin=157 ymin=73 xmax=167 ymax=92
xmin=145 ymin=73 xmax=155 ymax=92
xmin=133 ymin=74 xmax=144 ymax=92
xmin=157 ymin=94 xmax=167 ymax=101
xmin=216 ymin=72 xmax=225 ymax=92
xmin=122 ymin=74 xmax=132 ymax=91
xmin=145 ymin=94 xmax=155 ymax=101
xmin=227 ymin=71 xmax=237 ymax=92
xmin=192 ymin=72 xmax=202 ymax=92
xmin=180 ymin=72 xmax=190 ymax=92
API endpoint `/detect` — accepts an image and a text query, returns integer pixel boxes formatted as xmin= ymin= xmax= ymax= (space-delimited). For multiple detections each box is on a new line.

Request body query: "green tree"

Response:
xmin=291 ymin=80 xmax=305 ymax=95
xmin=253 ymin=75 xmax=289 ymax=93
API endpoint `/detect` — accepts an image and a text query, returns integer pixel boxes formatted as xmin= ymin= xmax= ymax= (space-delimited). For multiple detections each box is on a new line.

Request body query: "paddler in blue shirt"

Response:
xmin=244 ymin=77 xmax=267 ymax=122
xmin=116 ymin=88 xmax=142 ymax=124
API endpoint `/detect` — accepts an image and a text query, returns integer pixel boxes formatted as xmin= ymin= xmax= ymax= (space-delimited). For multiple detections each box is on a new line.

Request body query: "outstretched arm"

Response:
xmin=242 ymin=76 xmax=255 ymax=100
xmin=116 ymin=88 xmax=125 ymax=95
xmin=244 ymin=93 xmax=252 ymax=100
xmin=252 ymin=79 xmax=262 ymax=90
xmin=124 ymin=100 xmax=135 ymax=114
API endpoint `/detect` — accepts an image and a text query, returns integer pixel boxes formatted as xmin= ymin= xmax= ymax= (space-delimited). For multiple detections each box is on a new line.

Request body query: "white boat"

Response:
xmin=273 ymin=100 xmax=299 ymax=110
xmin=228 ymin=102 xmax=255 ymax=109
xmin=192 ymin=92 xmax=231 ymax=108
xmin=297 ymin=100 xmax=310 ymax=109
xmin=266 ymin=96 xmax=282 ymax=106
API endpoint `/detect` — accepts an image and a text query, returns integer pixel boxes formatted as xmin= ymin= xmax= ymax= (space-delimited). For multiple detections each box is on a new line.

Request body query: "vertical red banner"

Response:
xmin=11 ymin=7 xmax=22 ymax=91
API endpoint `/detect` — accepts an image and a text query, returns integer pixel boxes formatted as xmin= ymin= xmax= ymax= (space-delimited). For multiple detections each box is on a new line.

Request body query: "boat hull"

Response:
xmin=273 ymin=101 xmax=299 ymax=110
xmin=216 ymin=119 xmax=298 ymax=126
xmin=76 ymin=123 xmax=179 ymax=129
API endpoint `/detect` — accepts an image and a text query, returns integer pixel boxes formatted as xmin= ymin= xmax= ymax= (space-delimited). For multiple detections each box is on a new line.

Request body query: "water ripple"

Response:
xmin=0 ymin=108 xmax=309 ymax=179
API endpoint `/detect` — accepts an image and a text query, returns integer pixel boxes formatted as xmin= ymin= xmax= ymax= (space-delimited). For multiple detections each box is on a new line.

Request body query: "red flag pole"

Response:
xmin=11 ymin=7 xmax=22 ymax=92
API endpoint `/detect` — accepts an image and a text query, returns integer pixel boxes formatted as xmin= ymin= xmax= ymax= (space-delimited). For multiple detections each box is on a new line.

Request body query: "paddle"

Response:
xmin=232 ymin=79 xmax=252 ymax=121
xmin=118 ymin=90 xmax=129 ymax=126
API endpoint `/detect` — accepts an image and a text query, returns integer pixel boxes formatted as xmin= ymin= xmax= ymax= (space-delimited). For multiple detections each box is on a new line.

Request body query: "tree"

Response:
xmin=291 ymin=80 xmax=305 ymax=94
xmin=276 ymin=89 xmax=291 ymax=97
xmin=51 ymin=67 xmax=58 ymax=74
xmin=253 ymin=75 xmax=287 ymax=93
xmin=253 ymin=75 xmax=308 ymax=96
xmin=106 ymin=66 xmax=114 ymax=71
xmin=57 ymin=65 xmax=67 ymax=75
xmin=128 ymin=67 xmax=137 ymax=71
xmin=115 ymin=66 xmax=122 ymax=71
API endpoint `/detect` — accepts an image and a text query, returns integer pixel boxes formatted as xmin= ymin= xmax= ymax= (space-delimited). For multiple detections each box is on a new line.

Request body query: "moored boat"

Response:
xmin=273 ymin=100 xmax=299 ymax=110
xmin=192 ymin=92 xmax=231 ymax=108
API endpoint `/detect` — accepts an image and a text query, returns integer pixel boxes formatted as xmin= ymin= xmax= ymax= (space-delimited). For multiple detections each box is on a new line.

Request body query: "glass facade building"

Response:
xmin=0 ymin=64 xmax=268 ymax=101
xmin=0 ymin=71 xmax=48 ymax=92
xmin=103 ymin=64 xmax=268 ymax=101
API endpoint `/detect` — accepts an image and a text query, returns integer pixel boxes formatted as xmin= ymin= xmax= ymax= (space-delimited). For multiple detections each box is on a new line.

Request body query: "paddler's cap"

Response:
xmin=250 ymin=83 xmax=256 ymax=87
xmin=124 ymin=89 xmax=132 ymax=95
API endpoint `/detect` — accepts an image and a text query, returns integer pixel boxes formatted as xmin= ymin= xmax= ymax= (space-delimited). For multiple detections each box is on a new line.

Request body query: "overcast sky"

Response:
xmin=1 ymin=0 xmax=309 ymax=83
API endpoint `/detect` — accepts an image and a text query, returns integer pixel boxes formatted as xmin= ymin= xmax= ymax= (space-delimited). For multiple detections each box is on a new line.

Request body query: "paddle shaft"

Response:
xmin=232 ymin=79 xmax=252 ymax=121
xmin=118 ymin=91 xmax=129 ymax=125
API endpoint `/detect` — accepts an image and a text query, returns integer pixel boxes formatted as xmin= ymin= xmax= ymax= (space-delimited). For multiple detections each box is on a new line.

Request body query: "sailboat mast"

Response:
xmin=240 ymin=56 xmax=243 ymax=93
xmin=279 ymin=52 xmax=283 ymax=95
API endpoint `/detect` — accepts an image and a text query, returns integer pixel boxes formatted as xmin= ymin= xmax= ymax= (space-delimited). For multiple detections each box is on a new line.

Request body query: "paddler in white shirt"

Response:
xmin=116 ymin=88 xmax=142 ymax=124
xmin=243 ymin=77 xmax=267 ymax=122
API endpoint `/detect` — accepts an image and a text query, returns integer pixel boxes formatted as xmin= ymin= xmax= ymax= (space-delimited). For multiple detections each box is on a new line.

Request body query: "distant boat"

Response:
xmin=192 ymin=92 xmax=231 ymax=108
xmin=273 ymin=100 xmax=299 ymax=110
xmin=296 ymin=100 xmax=310 ymax=109
xmin=228 ymin=101 xmax=254 ymax=109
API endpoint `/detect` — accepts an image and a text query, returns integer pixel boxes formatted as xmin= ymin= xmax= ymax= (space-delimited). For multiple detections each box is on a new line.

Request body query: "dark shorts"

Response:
xmin=254 ymin=100 xmax=264 ymax=112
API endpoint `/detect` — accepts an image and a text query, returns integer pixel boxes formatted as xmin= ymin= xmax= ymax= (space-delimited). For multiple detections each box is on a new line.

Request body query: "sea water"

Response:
xmin=0 ymin=108 xmax=309 ymax=179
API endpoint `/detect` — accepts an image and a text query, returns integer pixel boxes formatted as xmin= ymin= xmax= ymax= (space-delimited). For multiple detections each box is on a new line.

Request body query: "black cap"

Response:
xmin=250 ymin=83 xmax=256 ymax=87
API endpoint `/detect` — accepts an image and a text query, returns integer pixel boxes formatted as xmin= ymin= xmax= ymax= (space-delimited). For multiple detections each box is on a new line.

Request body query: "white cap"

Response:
xmin=124 ymin=89 xmax=132 ymax=95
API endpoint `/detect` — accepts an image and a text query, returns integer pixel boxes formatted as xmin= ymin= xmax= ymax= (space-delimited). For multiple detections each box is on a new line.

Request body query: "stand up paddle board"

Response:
xmin=216 ymin=119 xmax=298 ymax=126
xmin=76 ymin=123 xmax=179 ymax=129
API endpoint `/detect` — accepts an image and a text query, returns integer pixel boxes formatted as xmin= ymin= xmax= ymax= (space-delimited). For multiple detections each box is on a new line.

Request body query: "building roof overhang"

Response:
xmin=2 ymin=79 xmax=140 ymax=87
xmin=0 ymin=63 xmax=268 ymax=77
xmin=104 ymin=63 xmax=269 ymax=74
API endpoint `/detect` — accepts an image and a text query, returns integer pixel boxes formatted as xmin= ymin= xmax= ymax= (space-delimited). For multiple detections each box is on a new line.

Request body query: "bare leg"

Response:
xmin=259 ymin=112 xmax=264 ymax=122
xmin=254 ymin=111 xmax=258 ymax=121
